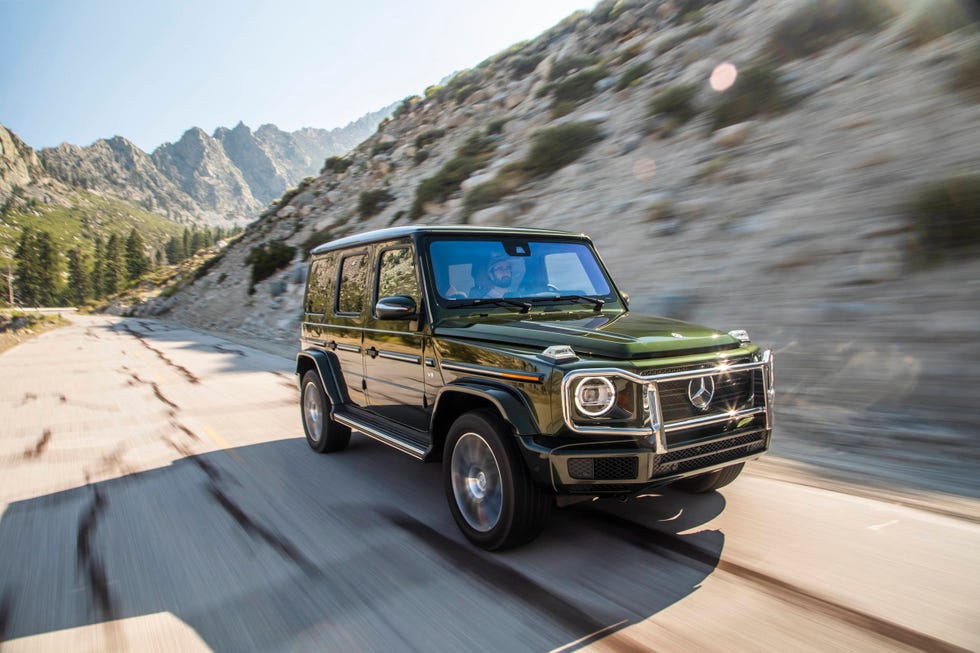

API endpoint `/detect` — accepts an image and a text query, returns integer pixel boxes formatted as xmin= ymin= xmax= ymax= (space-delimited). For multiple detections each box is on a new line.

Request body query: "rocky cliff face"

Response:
xmin=213 ymin=122 xmax=291 ymax=207
xmin=145 ymin=0 xmax=980 ymax=491
xmin=39 ymin=136 xmax=201 ymax=220
xmin=0 ymin=125 xmax=44 ymax=197
xmin=153 ymin=127 xmax=260 ymax=221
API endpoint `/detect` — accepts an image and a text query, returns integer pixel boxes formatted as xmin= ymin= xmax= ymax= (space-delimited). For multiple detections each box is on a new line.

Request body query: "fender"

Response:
xmin=431 ymin=380 xmax=540 ymax=436
xmin=295 ymin=349 xmax=347 ymax=407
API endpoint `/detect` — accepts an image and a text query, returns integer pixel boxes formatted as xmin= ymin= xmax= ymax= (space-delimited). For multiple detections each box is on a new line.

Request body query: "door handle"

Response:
xmin=367 ymin=347 xmax=379 ymax=358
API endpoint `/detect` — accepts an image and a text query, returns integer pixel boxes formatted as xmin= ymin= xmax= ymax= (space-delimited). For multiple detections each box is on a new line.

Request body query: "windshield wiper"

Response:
xmin=448 ymin=298 xmax=533 ymax=314
xmin=545 ymin=295 xmax=606 ymax=312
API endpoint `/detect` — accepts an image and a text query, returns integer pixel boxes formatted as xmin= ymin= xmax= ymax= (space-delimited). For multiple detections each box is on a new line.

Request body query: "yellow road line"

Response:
xmin=203 ymin=425 xmax=245 ymax=462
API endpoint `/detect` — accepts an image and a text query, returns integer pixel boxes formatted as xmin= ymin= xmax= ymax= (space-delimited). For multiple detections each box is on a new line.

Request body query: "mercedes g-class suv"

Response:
xmin=298 ymin=226 xmax=773 ymax=549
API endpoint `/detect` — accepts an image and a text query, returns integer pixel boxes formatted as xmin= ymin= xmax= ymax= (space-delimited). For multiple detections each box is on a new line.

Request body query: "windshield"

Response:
xmin=427 ymin=237 xmax=614 ymax=305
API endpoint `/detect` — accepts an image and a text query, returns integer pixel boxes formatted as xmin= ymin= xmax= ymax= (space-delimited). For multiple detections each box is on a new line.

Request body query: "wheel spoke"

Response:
xmin=303 ymin=382 xmax=322 ymax=443
xmin=451 ymin=432 xmax=503 ymax=533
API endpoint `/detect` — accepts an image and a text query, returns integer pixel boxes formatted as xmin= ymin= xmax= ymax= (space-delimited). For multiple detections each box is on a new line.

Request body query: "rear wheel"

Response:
xmin=301 ymin=370 xmax=350 ymax=453
xmin=444 ymin=410 xmax=551 ymax=550
xmin=672 ymin=463 xmax=744 ymax=493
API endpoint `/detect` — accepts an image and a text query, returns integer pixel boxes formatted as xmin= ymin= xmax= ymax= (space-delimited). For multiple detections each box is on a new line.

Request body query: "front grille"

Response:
xmin=567 ymin=456 xmax=639 ymax=480
xmin=653 ymin=432 xmax=766 ymax=479
xmin=567 ymin=483 xmax=643 ymax=494
xmin=657 ymin=370 xmax=757 ymax=423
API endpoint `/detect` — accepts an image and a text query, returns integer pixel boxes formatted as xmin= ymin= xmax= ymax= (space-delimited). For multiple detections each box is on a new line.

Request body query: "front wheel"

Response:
xmin=444 ymin=410 xmax=551 ymax=550
xmin=301 ymin=370 xmax=350 ymax=453
xmin=672 ymin=463 xmax=744 ymax=493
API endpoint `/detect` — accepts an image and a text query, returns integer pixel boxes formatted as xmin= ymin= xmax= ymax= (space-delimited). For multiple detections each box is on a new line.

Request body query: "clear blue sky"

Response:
xmin=0 ymin=0 xmax=596 ymax=152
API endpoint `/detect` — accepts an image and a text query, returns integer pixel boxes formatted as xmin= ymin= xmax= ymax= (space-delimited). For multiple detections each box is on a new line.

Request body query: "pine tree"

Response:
xmin=104 ymin=234 xmax=124 ymax=294
xmin=36 ymin=231 xmax=63 ymax=305
xmin=14 ymin=227 xmax=41 ymax=305
xmin=125 ymin=228 xmax=149 ymax=280
xmin=190 ymin=229 xmax=206 ymax=254
xmin=91 ymin=236 xmax=105 ymax=297
xmin=66 ymin=247 xmax=91 ymax=306
xmin=14 ymin=227 xmax=61 ymax=306
xmin=182 ymin=228 xmax=191 ymax=260
xmin=164 ymin=236 xmax=181 ymax=264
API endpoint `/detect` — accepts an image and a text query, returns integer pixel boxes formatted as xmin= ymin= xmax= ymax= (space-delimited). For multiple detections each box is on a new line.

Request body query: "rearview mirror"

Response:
xmin=376 ymin=295 xmax=418 ymax=320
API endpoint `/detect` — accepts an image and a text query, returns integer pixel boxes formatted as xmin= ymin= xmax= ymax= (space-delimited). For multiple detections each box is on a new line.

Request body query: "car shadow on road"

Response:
xmin=0 ymin=435 xmax=727 ymax=652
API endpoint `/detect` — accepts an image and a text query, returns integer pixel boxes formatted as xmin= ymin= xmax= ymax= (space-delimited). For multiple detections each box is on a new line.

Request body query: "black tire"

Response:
xmin=672 ymin=463 xmax=744 ymax=493
xmin=443 ymin=409 xmax=551 ymax=550
xmin=300 ymin=370 xmax=350 ymax=453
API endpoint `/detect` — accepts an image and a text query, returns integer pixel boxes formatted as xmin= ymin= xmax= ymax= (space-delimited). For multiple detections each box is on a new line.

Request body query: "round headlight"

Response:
xmin=574 ymin=377 xmax=616 ymax=417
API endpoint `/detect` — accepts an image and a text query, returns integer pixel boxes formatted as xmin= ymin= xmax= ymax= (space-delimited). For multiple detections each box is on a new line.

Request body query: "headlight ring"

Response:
xmin=574 ymin=377 xmax=617 ymax=417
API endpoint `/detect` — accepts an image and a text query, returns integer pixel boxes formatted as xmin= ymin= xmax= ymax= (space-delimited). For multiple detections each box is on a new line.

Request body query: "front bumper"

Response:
xmin=519 ymin=350 xmax=774 ymax=494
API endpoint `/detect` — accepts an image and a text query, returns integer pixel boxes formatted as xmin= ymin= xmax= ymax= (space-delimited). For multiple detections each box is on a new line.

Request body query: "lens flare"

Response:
xmin=710 ymin=62 xmax=738 ymax=92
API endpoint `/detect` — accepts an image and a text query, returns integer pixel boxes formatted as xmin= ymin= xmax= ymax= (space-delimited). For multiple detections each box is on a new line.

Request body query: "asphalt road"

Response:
xmin=0 ymin=315 xmax=977 ymax=652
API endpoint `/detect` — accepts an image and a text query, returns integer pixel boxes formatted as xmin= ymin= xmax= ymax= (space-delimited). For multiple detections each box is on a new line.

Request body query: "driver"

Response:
xmin=481 ymin=253 xmax=513 ymax=298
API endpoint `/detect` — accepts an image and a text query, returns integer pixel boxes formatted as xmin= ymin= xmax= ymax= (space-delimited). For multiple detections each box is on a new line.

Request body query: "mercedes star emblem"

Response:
xmin=687 ymin=376 xmax=715 ymax=411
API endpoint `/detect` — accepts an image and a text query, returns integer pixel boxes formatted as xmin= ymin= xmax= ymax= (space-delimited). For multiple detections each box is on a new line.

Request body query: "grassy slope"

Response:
xmin=0 ymin=190 xmax=185 ymax=268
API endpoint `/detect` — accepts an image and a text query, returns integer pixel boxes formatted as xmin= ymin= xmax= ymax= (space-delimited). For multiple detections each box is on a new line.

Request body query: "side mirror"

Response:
xmin=375 ymin=295 xmax=418 ymax=320
xmin=620 ymin=291 xmax=630 ymax=309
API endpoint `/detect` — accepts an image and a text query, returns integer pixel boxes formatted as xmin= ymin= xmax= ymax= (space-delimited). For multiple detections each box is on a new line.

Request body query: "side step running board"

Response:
xmin=332 ymin=410 xmax=428 ymax=460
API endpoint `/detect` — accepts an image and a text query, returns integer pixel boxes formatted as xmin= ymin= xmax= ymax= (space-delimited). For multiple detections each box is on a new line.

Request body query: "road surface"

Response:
xmin=0 ymin=314 xmax=977 ymax=652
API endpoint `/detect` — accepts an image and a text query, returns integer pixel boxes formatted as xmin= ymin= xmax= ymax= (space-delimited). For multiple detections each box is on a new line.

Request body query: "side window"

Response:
xmin=377 ymin=247 xmax=420 ymax=301
xmin=306 ymin=253 xmax=336 ymax=314
xmin=336 ymin=253 xmax=368 ymax=315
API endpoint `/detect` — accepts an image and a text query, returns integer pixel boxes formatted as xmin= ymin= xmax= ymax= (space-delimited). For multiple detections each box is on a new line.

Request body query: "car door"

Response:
xmin=331 ymin=248 xmax=369 ymax=406
xmin=362 ymin=243 xmax=428 ymax=431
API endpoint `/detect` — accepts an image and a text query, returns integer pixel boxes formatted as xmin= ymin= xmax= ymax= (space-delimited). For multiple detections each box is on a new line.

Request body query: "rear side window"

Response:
xmin=336 ymin=253 xmax=368 ymax=315
xmin=306 ymin=253 xmax=337 ymax=314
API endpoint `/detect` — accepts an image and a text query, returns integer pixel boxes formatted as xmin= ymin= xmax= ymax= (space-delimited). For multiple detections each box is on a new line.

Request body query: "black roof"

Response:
xmin=309 ymin=225 xmax=589 ymax=255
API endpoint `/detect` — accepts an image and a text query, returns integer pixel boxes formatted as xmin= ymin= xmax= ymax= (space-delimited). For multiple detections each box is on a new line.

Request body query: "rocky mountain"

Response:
xmin=20 ymin=105 xmax=395 ymax=226
xmin=142 ymin=0 xmax=980 ymax=493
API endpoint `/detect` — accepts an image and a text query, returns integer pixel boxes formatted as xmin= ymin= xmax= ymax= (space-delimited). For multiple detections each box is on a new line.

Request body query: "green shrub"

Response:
xmin=708 ymin=61 xmax=793 ymax=130
xmin=901 ymin=0 xmax=978 ymax=48
xmin=486 ymin=117 xmax=510 ymax=135
xmin=549 ymin=67 xmax=607 ymax=116
xmin=415 ymin=128 xmax=446 ymax=149
xmin=410 ymin=133 xmax=498 ymax=219
xmin=617 ymin=42 xmax=645 ymax=64
xmin=321 ymin=156 xmax=352 ymax=174
xmin=549 ymin=55 xmax=601 ymax=81
xmin=413 ymin=149 xmax=430 ymax=165
xmin=689 ymin=21 xmax=716 ymax=36
xmin=359 ymin=189 xmax=394 ymax=218
xmin=393 ymin=95 xmax=421 ymax=118
xmin=462 ymin=177 xmax=516 ymax=219
xmin=648 ymin=83 xmax=699 ymax=123
xmin=245 ymin=241 xmax=295 ymax=294
xmin=510 ymin=53 xmax=545 ymax=79
xmin=615 ymin=61 xmax=650 ymax=91
xmin=371 ymin=141 xmax=396 ymax=157
xmin=766 ymin=0 xmax=893 ymax=60
xmin=520 ymin=122 xmax=604 ymax=178
xmin=908 ymin=174 xmax=980 ymax=264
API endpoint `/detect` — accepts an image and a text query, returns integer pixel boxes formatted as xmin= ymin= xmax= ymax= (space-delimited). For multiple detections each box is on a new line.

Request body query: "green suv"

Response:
xmin=297 ymin=226 xmax=774 ymax=549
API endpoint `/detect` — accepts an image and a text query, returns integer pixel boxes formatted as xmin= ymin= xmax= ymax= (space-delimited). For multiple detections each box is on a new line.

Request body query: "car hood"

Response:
xmin=433 ymin=312 xmax=740 ymax=361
